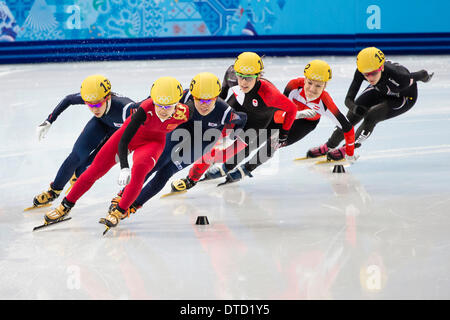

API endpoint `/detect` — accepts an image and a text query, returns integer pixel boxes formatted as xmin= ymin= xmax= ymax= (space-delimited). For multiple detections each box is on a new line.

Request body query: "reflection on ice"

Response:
xmin=0 ymin=55 xmax=449 ymax=299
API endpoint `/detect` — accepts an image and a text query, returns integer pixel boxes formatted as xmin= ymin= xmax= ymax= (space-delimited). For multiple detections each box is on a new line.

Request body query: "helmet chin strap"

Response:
xmin=155 ymin=108 xmax=174 ymax=122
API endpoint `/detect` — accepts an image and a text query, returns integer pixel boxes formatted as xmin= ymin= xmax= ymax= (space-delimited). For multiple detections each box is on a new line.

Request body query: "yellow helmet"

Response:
xmin=357 ymin=47 xmax=385 ymax=73
xmin=150 ymin=76 xmax=183 ymax=105
xmin=304 ymin=60 xmax=332 ymax=82
xmin=80 ymin=74 xmax=111 ymax=102
xmin=234 ymin=51 xmax=264 ymax=75
xmin=189 ymin=72 xmax=221 ymax=99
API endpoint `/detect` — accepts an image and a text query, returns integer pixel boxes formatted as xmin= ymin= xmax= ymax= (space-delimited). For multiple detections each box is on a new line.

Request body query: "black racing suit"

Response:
xmin=326 ymin=61 xmax=430 ymax=148
xmin=224 ymin=78 xmax=297 ymax=172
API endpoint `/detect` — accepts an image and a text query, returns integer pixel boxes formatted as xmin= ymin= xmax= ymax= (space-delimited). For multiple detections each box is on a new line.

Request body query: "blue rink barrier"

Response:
xmin=1 ymin=33 xmax=450 ymax=64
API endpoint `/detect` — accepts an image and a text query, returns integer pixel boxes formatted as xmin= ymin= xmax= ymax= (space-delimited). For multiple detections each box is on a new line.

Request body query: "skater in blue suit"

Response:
xmin=29 ymin=74 xmax=138 ymax=210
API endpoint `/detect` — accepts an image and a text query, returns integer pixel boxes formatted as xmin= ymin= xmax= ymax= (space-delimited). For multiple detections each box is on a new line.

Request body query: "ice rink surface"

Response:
xmin=0 ymin=55 xmax=449 ymax=300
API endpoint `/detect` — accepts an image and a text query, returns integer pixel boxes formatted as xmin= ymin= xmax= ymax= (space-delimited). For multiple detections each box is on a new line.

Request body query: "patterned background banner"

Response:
xmin=1 ymin=0 xmax=450 ymax=63
xmin=0 ymin=0 xmax=279 ymax=41
xmin=2 ymin=0 xmax=450 ymax=42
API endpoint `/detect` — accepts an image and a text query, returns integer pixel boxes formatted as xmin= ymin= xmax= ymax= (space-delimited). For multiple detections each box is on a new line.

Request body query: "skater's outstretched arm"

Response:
xmin=37 ymin=93 xmax=85 ymax=141
xmin=45 ymin=93 xmax=85 ymax=124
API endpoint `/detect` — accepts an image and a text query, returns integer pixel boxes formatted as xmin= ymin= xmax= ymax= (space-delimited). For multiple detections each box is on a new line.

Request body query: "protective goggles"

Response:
xmin=84 ymin=96 xmax=109 ymax=108
xmin=363 ymin=66 xmax=383 ymax=77
xmin=194 ymin=97 xmax=215 ymax=104
xmin=235 ymin=72 xmax=258 ymax=81
xmin=155 ymin=102 xmax=178 ymax=109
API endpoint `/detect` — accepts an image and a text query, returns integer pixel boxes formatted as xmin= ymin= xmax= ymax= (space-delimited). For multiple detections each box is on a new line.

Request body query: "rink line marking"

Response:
xmin=7 ymin=102 xmax=28 ymax=107
xmin=321 ymin=204 xmax=344 ymax=213
xmin=388 ymin=208 xmax=421 ymax=223
xmin=314 ymin=116 xmax=450 ymax=130
xmin=393 ymin=118 xmax=450 ymax=123
xmin=373 ymin=227 xmax=390 ymax=241
xmin=0 ymin=151 xmax=35 ymax=158
xmin=368 ymin=144 xmax=450 ymax=153
xmin=0 ymin=147 xmax=72 ymax=159
xmin=0 ymin=70 xmax=26 ymax=77
xmin=362 ymin=145 xmax=450 ymax=160
xmin=363 ymin=149 xmax=450 ymax=160
xmin=0 ymin=176 xmax=50 ymax=189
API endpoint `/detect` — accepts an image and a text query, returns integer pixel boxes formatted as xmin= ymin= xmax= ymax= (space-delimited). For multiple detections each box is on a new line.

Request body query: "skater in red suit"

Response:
xmin=42 ymin=77 xmax=190 ymax=231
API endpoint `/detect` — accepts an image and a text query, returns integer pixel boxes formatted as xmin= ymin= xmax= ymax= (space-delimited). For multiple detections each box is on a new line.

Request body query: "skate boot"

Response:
xmin=44 ymin=198 xmax=74 ymax=224
xmin=203 ymin=163 xmax=229 ymax=180
xmin=125 ymin=202 xmax=141 ymax=218
xmin=327 ymin=146 xmax=346 ymax=161
xmin=423 ymin=72 xmax=434 ymax=83
xmin=416 ymin=70 xmax=434 ymax=83
xmin=33 ymin=184 xmax=62 ymax=207
xmin=99 ymin=206 xmax=127 ymax=235
xmin=306 ymin=143 xmax=329 ymax=158
xmin=108 ymin=190 xmax=124 ymax=213
xmin=65 ymin=173 xmax=77 ymax=195
xmin=226 ymin=165 xmax=253 ymax=182
xmin=171 ymin=176 xmax=197 ymax=193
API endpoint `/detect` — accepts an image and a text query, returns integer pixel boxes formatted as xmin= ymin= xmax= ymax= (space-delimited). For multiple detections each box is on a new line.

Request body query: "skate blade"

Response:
xmin=315 ymin=158 xmax=347 ymax=165
xmin=24 ymin=203 xmax=52 ymax=211
xmin=160 ymin=190 xmax=187 ymax=198
xmin=199 ymin=174 xmax=224 ymax=182
xmin=32 ymin=217 xmax=72 ymax=231
xmin=102 ymin=226 xmax=110 ymax=236
xmin=217 ymin=179 xmax=236 ymax=187
xmin=98 ymin=218 xmax=115 ymax=236
xmin=294 ymin=155 xmax=326 ymax=161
